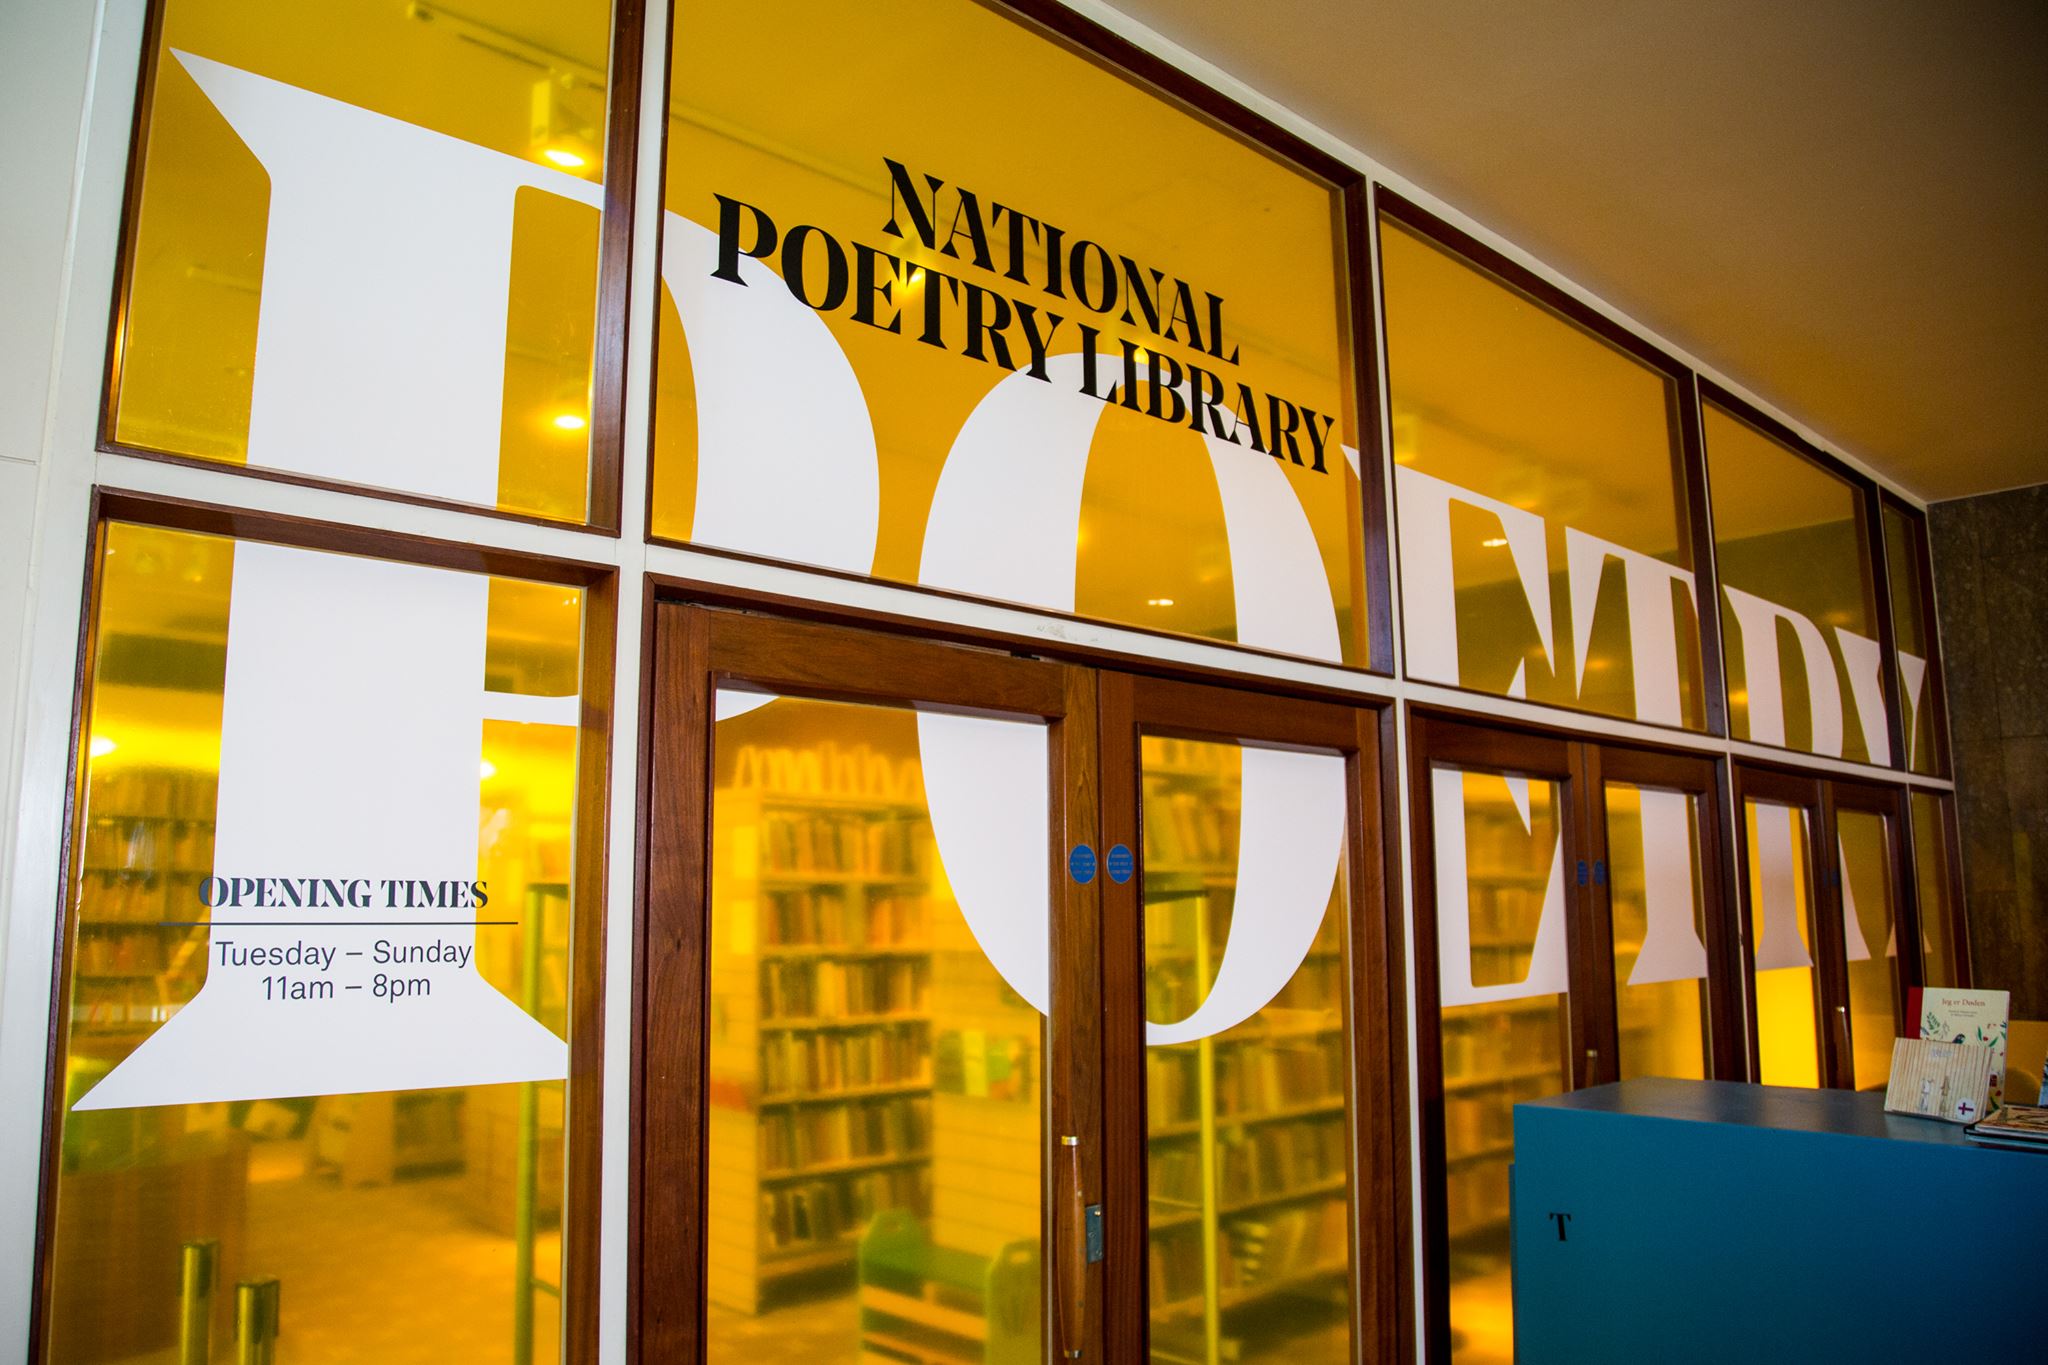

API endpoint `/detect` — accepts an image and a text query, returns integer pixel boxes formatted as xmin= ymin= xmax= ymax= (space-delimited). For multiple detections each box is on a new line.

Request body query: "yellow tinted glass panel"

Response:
xmin=654 ymin=0 xmax=1367 ymax=666
xmin=1837 ymin=809 xmax=1899 ymax=1089
xmin=1745 ymin=799 xmax=1820 ymax=1088
xmin=110 ymin=0 xmax=612 ymax=521
xmin=1141 ymin=736 xmax=1353 ymax=1363
xmin=1911 ymin=792 xmax=1957 ymax=988
xmin=50 ymin=522 xmax=588 ymax=1363
xmin=1432 ymin=768 xmax=1569 ymax=1365
xmin=1604 ymin=783 xmax=1708 ymax=1081
xmin=1883 ymin=503 xmax=1941 ymax=775
xmin=1706 ymin=404 xmax=1884 ymax=763
xmin=706 ymin=694 xmax=1044 ymax=1360
xmin=1378 ymin=217 xmax=1704 ymax=728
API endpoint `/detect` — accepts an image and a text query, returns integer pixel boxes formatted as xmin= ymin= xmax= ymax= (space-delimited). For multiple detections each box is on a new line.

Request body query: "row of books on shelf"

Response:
xmin=79 ymin=870 xmax=211 ymax=923
xmin=759 ymin=1096 xmax=930 ymax=1173
xmin=758 ymin=1029 xmax=930 ymax=1096
xmin=1149 ymin=1201 xmax=1347 ymax=1308
xmin=760 ymin=959 xmax=928 ymax=1019
xmin=1147 ymin=1034 xmax=1348 ymax=1128
xmin=84 ymin=770 xmax=215 ymax=821
xmin=729 ymin=742 xmax=923 ymax=804
xmin=757 ymin=812 xmax=928 ymax=879
xmin=1150 ymin=1117 xmax=1346 ymax=1206
xmin=1441 ymin=1006 xmax=1563 ymax=1074
xmin=756 ymin=890 xmax=927 ymax=949
xmin=759 ymin=1167 xmax=928 ymax=1253
xmin=80 ymin=816 xmax=215 ymax=874
xmin=1142 ymin=791 xmax=1239 ymax=867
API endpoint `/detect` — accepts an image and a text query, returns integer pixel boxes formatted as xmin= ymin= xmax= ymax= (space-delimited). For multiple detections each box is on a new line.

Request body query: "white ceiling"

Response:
xmin=1104 ymin=0 xmax=2048 ymax=503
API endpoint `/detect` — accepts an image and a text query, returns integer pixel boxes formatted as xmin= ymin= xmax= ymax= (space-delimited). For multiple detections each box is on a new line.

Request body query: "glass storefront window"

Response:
xmin=48 ymin=521 xmax=592 ymax=1363
xmin=1379 ymin=211 xmax=1706 ymax=729
xmin=652 ymin=0 xmax=1369 ymax=667
xmin=108 ymin=0 xmax=616 ymax=521
xmin=1140 ymin=736 xmax=1353 ymax=1364
xmin=1704 ymin=400 xmax=1887 ymax=764
xmin=1882 ymin=502 xmax=1943 ymax=774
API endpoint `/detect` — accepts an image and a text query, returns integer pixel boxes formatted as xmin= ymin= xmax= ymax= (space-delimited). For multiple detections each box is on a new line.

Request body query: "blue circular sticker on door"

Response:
xmin=1068 ymin=844 xmax=1097 ymax=885
xmin=1106 ymin=844 xmax=1135 ymax=884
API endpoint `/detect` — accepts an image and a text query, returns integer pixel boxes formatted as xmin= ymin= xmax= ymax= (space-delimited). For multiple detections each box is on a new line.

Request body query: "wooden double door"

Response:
xmin=1407 ymin=715 xmax=1741 ymax=1365
xmin=1731 ymin=766 xmax=1921 ymax=1093
xmin=635 ymin=606 xmax=1406 ymax=1364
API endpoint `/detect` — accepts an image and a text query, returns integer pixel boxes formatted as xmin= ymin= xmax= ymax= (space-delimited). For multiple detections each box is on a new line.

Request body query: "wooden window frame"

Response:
xmin=1373 ymin=186 xmax=1729 ymax=739
xmin=97 ymin=0 xmax=648 ymax=535
xmin=30 ymin=486 xmax=619 ymax=1364
xmin=1698 ymin=380 xmax=1908 ymax=771
xmin=643 ymin=0 xmax=1396 ymax=676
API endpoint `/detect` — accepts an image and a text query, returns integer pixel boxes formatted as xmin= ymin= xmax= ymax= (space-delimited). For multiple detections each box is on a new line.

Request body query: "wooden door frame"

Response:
xmin=631 ymin=604 xmax=1102 ymax=1363
xmin=1409 ymin=713 xmax=1744 ymax=1359
xmin=1097 ymin=673 xmax=1406 ymax=1362
xmin=1587 ymin=744 xmax=1745 ymax=1081
xmin=1728 ymin=764 xmax=1842 ymax=1086
xmin=633 ymin=602 xmax=1411 ymax=1363
xmin=1826 ymin=778 xmax=1919 ymax=1081
xmin=1405 ymin=713 xmax=1586 ymax=1365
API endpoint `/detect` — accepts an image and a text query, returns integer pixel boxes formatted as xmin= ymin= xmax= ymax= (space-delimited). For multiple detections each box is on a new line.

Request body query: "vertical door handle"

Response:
xmin=1057 ymin=1135 xmax=1085 ymax=1359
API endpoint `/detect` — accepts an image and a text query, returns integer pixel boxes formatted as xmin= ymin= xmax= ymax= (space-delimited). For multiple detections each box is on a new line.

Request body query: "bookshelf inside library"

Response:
xmin=1141 ymin=735 xmax=1353 ymax=1365
xmin=705 ymin=695 xmax=1044 ymax=1362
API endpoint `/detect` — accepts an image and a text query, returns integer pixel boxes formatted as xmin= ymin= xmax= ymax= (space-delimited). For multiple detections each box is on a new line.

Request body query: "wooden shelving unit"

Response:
xmin=69 ymin=769 xmax=216 ymax=1054
xmin=706 ymin=783 xmax=937 ymax=1315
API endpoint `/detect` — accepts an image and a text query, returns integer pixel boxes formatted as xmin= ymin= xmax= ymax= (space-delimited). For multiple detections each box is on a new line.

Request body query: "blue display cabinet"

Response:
xmin=1513 ymin=1078 xmax=2046 ymax=1362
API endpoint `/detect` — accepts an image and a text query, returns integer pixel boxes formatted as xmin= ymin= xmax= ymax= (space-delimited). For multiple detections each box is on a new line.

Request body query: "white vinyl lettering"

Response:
xmin=1564 ymin=530 xmax=1697 ymax=728
xmin=1752 ymin=803 xmax=1814 ymax=972
xmin=1394 ymin=465 xmax=1554 ymax=689
xmin=76 ymin=545 xmax=567 ymax=1110
xmin=1833 ymin=627 xmax=1893 ymax=766
xmin=918 ymin=357 xmax=1346 ymax=1043
xmin=1721 ymin=585 xmax=1845 ymax=756
xmin=1433 ymin=769 xmax=1570 ymax=1006
xmin=1626 ymin=788 xmax=1710 ymax=985
xmin=176 ymin=52 xmax=601 ymax=505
